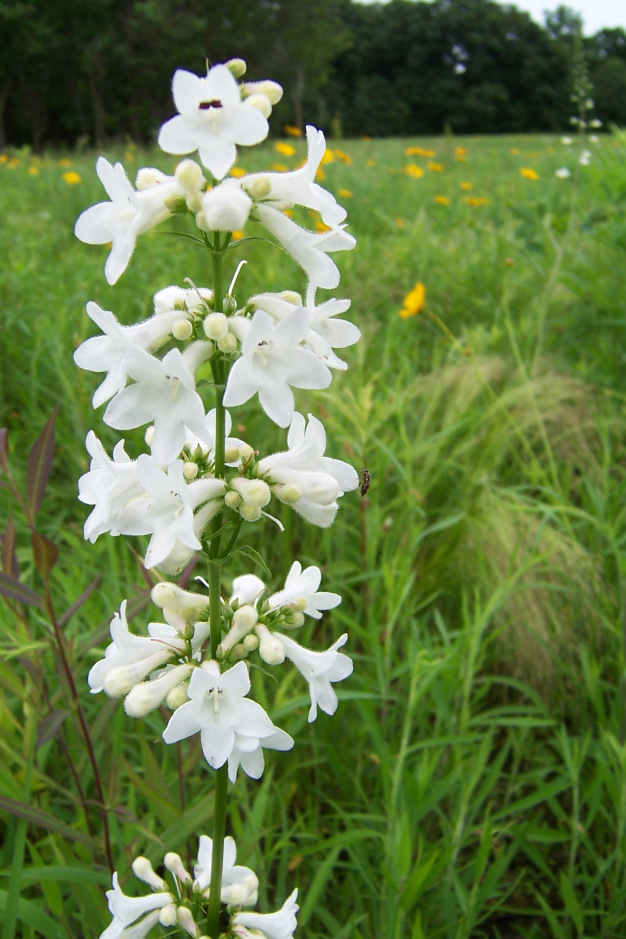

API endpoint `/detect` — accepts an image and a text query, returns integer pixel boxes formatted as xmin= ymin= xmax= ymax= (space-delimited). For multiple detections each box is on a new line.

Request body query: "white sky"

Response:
xmin=355 ymin=0 xmax=626 ymax=36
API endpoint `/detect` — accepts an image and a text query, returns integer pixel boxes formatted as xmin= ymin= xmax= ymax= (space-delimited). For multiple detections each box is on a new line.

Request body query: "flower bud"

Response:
xmin=273 ymin=483 xmax=302 ymax=504
xmin=226 ymin=57 xmax=247 ymax=77
xmin=145 ymin=425 xmax=155 ymax=446
xmin=159 ymin=905 xmax=178 ymax=927
xmin=183 ymin=461 xmax=199 ymax=480
xmin=238 ymin=443 xmax=256 ymax=464
xmin=224 ymin=445 xmax=241 ymax=464
xmin=136 ymin=167 xmax=169 ymax=190
xmin=172 ymin=318 xmax=193 ymax=341
xmin=243 ymin=93 xmax=272 ymax=117
xmin=232 ymin=642 xmax=248 ymax=660
xmin=124 ymin=664 xmax=194 ymax=717
xmin=201 ymin=180 xmax=252 ymax=231
xmin=166 ymin=682 xmax=190 ymax=709
xmin=242 ymin=80 xmax=283 ymax=105
xmin=164 ymin=852 xmax=193 ymax=886
xmin=103 ymin=649 xmax=174 ymax=697
xmin=177 ymin=906 xmax=201 ymax=937
xmin=217 ymin=331 xmax=237 ymax=354
xmin=132 ymin=856 xmax=167 ymax=891
xmin=223 ymin=295 xmax=237 ymax=315
xmin=151 ymin=582 xmax=209 ymax=616
xmin=256 ymin=624 xmax=286 ymax=665
xmin=175 ymin=159 xmax=205 ymax=192
xmin=225 ymin=490 xmax=242 ymax=508
xmin=240 ymin=503 xmax=261 ymax=522
xmin=231 ymin=477 xmax=271 ymax=508
xmin=285 ymin=612 xmax=305 ymax=627
xmin=243 ymin=633 xmax=259 ymax=652
xmin=243 ymin=176 xmax=271 ymax=201
xmin=186 ymin=191 xmax=203 ymax=213
xmin=203 ymin=311 xmax=229 ymax=340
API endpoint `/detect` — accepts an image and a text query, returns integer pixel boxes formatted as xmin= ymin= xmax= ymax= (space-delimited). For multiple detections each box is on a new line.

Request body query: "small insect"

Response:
xmin=358 ymin=453 xmax=371 ymax=497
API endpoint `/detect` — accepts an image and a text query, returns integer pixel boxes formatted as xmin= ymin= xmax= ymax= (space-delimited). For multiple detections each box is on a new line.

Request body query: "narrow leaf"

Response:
xmin=2 ymin=513 xmax=19 ymax=578
xmin=32 ymin=531 xmax=59 ymax=578
xmin=37 ymin=710 xmax=70 ymax=748
xmin=25 ymin=409 xmax=57 ymax=522
xmin=0 ymin=428 xmax=8 ymax=470
xmin=0 ymin=572 xmax=43 ymax=609
xmin=0 ymin=795 xmax=98 ymax=849
xmin=58 ymin=575 xmax=102 ymax=628
xmin=234 ymin=544 xmax=272 ymax=578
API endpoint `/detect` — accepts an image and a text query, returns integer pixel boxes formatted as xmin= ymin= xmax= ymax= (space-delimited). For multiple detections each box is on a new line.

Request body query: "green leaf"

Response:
xmin=0 ymin=572 xmax=43 ymax=609
xmin=36 ymin=710 xmax=69 ymax=749
xmin=234 ymin=544 xmax=272 ymax=578
xmin=1 ymin=513 xmax=18 ymax=579
xmin=25 ymin=409 xmax=57 ymax=523
xmin=58 ymin=575 xmax=101 ymax=628
xmin=559 ymin=872 xmax=583 ymax=934
xmin=32 ymin=530 xmax=59 ymax=578
xmin=0 ymin=890 xmax=60 ymax=939
xmin=0 ymin=795 xmax=99 ymax=850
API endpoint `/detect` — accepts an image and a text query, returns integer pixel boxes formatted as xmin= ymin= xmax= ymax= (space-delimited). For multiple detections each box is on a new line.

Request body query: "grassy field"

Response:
xmin=1 ymin=128 xmax=625 ymax=938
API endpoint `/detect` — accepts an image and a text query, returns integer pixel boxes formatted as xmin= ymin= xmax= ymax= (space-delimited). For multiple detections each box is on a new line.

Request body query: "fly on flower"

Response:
xmin=358 ymin=453 xmax=371 ymax=497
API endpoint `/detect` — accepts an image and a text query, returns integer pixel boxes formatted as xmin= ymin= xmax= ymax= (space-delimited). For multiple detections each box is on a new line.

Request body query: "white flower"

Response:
xmin=258 ymin=412 xmax=358 ymax=526
xmin=561 ymin=136 xmax=573 ymax=145
xmin=233 ymin=889 xmax=299 ymax=939
xmin=185 ymin=407 xmax=246 ymax=466
xmin=228 ymin=724 xmax=294 ymax=782
xmin=153 ymin=284 xmax=213 ymax=316
xmin=276 ymin=633 xmax=353 ymax=722
xmin=162 ymin=660 xmax=292 ymax=773
xmin=194 ymin=835 xmax=258 ymax=905
xmin=158 ymin=65 xmax=269 ymax=180
xmin=88 ymin=599 xmax=186 ymax=697
xmin=78 ymin=432 xmax=143 ymax=542
xmin=243 ymin=125 xmax=347 ymax=227
xmin=251 ymin=287 xmax=360 ymax=371
xmin=100 ymin=873 xmax=174 ymax=939
xmin=268 ymin=561 xmax=340 ymax=619
xmin=75 ymin=157 xmax=183 ymax=285
xmin=579 ymin=149 xmax=592 ymax=166
xmin=230 ymin=574 xmax=267 ymax=607
xmin=254 ymin=204 xmax=355 ymax=291
xmin=103 ymin=345 xmax=211 ymax=465
xmin=199 ymin=178 xmax=252 ymax=231
xmin=114 ymin=456 xmax=226 ymax=569
xmin=223 ymin=308 xmax=331 ymax=427
xmin=555 ymin=167 xmax=571 ymax=179
xmin=74 ymin=301 xmax=185 ymax=408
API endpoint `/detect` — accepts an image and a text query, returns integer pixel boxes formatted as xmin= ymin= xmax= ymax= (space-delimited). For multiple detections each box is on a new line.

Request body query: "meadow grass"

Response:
xmin=0 ymin=130 xmax=625 ymax=938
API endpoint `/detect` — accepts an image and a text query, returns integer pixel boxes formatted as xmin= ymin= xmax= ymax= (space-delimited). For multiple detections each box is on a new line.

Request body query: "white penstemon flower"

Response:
xmin=77 ymin=55 xmax=359 ymax=939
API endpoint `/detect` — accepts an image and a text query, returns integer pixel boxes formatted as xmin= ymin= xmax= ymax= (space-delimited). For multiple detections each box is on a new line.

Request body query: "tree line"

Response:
xmin=2 ymin=0 xmax=626 ymax=149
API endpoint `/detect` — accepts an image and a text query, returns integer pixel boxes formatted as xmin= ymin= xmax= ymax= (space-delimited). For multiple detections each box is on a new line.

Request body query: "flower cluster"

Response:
xmin=76 ymin=57 xmax=359 ymax=939
xmin=101 ymin=835 xmax=298 ymax=939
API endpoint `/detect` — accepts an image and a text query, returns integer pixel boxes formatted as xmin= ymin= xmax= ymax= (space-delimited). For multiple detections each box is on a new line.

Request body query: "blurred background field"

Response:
xmin=1 ymin=123 xmax=626 ymax=937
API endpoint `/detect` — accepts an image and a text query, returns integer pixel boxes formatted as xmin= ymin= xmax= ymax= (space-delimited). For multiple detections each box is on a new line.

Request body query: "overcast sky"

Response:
xmin=355 ymin=0 xmax=626 ymax=35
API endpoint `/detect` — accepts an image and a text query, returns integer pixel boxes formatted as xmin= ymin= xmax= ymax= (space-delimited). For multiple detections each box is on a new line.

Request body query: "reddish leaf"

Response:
xmin=58 ymin=575 xmax=102 ymax=628
xmin=37 ymin=709 xmax=70 ymax=748
xmin=25 ymin=409 xmax=57 ymax=523
xmin=2 ymin=512 xmax=19 ymax=578
xmin=32 ymin=530 xmax=59 ymax=578
xmin=0 ymin=571 xmax=44 ymax=608
xmin=0 ymin=427 xmax=8 ymax=471
xmin=0 ymin=795 xmax=98 ymax=848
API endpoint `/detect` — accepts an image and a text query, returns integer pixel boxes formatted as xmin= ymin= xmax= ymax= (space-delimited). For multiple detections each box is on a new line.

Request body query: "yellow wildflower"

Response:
xmin=28 ymin=166 xmax=39 ymax=176
xmin=272 ymin=163 xmax=289 ymax=172
xmin=395 ymin=217 xmax=405 ymax=227
xmin=275 ymin=141 xmax=296 ymax=157
xmin=315 ymin=166 xmax=326 ymax=181
xmin=464 ymin=196 xmax=489 ymax=206
xmin=399 ymin=282 xmax=426 ymax=319
xmin=366 ymin=159 xmax=376 ymax=168
xmin=434 ymin=195 xmax=450 ymax=205
xmin=315 ymin=219 xmax=331 ymax=233
xmin=59 ymin=158 xmax=73 ymax=167
xmin=321 ymin=149 xmax=335 ymax=164
xmin=334 ymin=149 xmax=352 ymax=165
xmin=404 ymin=163 xmax=424 ymax=178
xmin=284 ymin=125 xmax=302 ymax=137
xmin=231 ymin=230 xmax=244 ymax=241
xmin=510 ymin=147 xmax=520 ymax=155
xmin=455 ymin=146 xmax=467 ymax=161
xmin=8 ymin=157 xmax=19 ymax=169
xmin=428 ymin=162 xmax=444 ymax=172
xmin=338 ymin=188 xmax=352 ymax=199
xmin=63 ymin=171 xmax=82 ymax=184
xmin=520 ymin=167 xmax=539 ymax=181
xmin=230 ymin=166 xmax=247 ymax=178
xmin=0 ymin=154 xmax=7 ymax=164
xmin=460 ymin=182 xmax=473 ymax=190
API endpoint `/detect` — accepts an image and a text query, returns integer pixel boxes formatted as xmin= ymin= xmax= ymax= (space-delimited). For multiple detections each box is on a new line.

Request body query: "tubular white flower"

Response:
xmin=223 ymin=308 xmax=331 ymax=428
xmin=99 ymin=872 xmax=173 ymax=939
xmin=230 ymin=574 xmax=267 ymax=608
xmin=75 ymin=157 xmax=184 ymax=285
xmin=194 ymin=834 xmax=258 ymax=905
xmin=153 ymin=284 xmax=213 ymax=316
xmin=124 ymin=663 xmax=195 ymax=717
xmin=254 ymin=203 xmax=355 ymax=291
xmin=74 ymin=302 xmax=186 ymax=408
xmin=103 ymin=345 xmax=211 ymax=465
xmin=131 ymin=857 xmax=167 ymax=892
xmin=87 ymin=600 xmax=185 ymax=696
xmin=276 ymin=633 xmax=353 ymax=722
xmin=268 ymin=561 xmax=340 ymax=619
xmin=232 ymin=889 xmax=299 ymax=939
xmin=162 ymin=660 xmax=291 ymax=773
xmin=243 ymin=125 xmax=347 ymax=227
xmin=158 ymin=65 xmax=269 ymax=180
xmin=78 ymin=432 xmax=143 ymax=543
xmin=258 ymin=412 xmax=358 ymax=526
xmin=227 ymin=724 xmax=293 ymax=782
xmin=114 ymin=457 xmax=226 ymax=569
